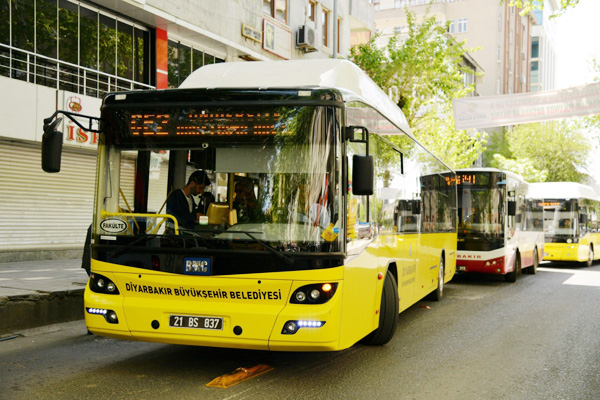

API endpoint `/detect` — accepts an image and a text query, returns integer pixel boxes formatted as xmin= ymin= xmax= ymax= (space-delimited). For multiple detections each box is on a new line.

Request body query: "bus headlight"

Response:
xmin=90 ymin=273 xmax=120 ymax=295
xmin=290 ymin=283 xmax=338 ymax=304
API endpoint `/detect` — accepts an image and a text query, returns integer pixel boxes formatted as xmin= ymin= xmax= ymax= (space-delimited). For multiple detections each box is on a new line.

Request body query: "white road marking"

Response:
xmin=538 ymin=267 xmax=600 ymax=287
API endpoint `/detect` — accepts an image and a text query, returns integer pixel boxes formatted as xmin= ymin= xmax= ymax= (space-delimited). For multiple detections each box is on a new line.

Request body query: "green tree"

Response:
xmin=350 ymin=10 xmax=485 ymax=169
xmin=490 ymin=120 xmax=591 ymax=182
xmin=491 ymin=154 xmax=548 ymax=182
xmin=502 ymin=0 xmax=579 ymax=16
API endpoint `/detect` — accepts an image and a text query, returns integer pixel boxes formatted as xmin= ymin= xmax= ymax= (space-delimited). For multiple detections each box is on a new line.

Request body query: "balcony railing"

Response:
xmin=0 ymin=43 xmax=154 ymax=98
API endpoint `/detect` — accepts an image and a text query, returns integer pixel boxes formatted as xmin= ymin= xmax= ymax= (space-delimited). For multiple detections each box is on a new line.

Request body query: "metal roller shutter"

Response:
xmin=0 ymin=141 xmax=96 ymax=251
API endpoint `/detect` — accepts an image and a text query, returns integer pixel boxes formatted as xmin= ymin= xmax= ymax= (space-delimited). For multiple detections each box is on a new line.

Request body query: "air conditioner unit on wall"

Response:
xmin=297 ymin=25 xmax=317 ymax=52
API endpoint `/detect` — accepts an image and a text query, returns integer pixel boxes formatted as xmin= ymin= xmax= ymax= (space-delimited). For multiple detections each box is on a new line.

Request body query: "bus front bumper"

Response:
xmin=543 ymin=243 xmax=584 ymax=262
xmin=84 ymin=272 xmax=345 ymax=352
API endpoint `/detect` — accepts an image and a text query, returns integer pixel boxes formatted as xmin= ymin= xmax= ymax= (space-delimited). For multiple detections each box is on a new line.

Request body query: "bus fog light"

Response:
xmin=107 ymin=311 xmax=119 ymax=324
xmin=283 ymin=321 xmax=298 ymax=334
xmin=282 ymin=320 xmax=326 ymax=334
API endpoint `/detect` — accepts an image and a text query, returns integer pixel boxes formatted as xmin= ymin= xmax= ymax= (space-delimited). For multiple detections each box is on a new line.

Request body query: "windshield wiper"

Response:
xmin=203 ymin=228 xmax=295 ymax=265
xmin=109 ymin=233 xmax=156 ymax=257
xmin=236 ymin=230 xmax=295 ymax=265
xmin=109 ymin=230 xmax=207 ymax=257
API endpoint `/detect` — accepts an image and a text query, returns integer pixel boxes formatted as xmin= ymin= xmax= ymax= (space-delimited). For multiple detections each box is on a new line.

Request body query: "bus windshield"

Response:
xmin=93 ymin=104 xmax=342 ymax=273
xmin=543 ymin=199 xmax=577 ymax=242
xmin=455 ymin=172 xmax=505 ymax=250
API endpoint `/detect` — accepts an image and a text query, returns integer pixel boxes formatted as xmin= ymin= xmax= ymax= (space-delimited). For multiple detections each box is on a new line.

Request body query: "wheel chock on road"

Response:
xmin=206 ymin=364 xmax=274 ymax=388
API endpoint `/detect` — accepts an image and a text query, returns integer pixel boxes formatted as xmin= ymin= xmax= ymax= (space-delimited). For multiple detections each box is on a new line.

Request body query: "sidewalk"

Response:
xmin=0 ymin=259 xmax=88 ymax=336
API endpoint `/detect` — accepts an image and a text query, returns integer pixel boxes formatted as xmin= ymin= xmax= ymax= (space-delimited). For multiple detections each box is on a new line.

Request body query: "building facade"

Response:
xmin=529 ymin=0 xmax=557 ymax=92
xmin=374 ymin=0 xmax=536 ymax=97
xmin=0 ymin=0 xmax=373 ymax=261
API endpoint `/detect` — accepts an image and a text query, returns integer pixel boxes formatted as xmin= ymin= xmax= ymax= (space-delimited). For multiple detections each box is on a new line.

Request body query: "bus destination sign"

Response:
xmin=129 ymin=112 xmax=289 ymax=137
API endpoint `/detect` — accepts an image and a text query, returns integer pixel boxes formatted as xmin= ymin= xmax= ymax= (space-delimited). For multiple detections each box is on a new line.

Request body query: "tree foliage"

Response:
xmin=350 ymin=10 xmax=485 ymax=169
xmin=502 ymin=0 xmax=579 ymax=16
xmin=490 ymin=120 xmax=591 ymax=183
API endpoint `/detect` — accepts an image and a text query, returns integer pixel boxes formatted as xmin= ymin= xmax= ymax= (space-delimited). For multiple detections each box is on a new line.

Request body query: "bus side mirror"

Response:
xmin=579 ymin=214 xmax=588 ymax=225
xmin=41 ymin=117 xmax=63 ymax=173
xmin=507 ymin=201 xmax=517 ymax=216
xmin=352 ymin=155 xmax=374 ymax=195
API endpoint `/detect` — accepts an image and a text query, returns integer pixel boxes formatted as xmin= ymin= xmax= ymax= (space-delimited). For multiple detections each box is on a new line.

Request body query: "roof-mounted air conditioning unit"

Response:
xmin=297 ymin=25 xmax=317 ymax=52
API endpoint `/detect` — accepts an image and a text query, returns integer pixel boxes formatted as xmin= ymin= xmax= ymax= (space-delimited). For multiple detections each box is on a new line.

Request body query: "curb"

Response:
xmin=0 ymin=289 xmax=85 ymax=336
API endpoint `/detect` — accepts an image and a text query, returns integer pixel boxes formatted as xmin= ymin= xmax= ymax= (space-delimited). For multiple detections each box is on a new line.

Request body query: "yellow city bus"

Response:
xmin=42 ymin=60 xmax=457 ymax=351
xmin=531 ymin=182 xmax=600 ymax=267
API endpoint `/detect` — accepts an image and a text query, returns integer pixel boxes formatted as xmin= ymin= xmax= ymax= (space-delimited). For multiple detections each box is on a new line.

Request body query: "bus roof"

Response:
xmin=180 ymin=59 xmax=412 ymax=136
xmin=529 ymin=182 xmax=600 ymax=201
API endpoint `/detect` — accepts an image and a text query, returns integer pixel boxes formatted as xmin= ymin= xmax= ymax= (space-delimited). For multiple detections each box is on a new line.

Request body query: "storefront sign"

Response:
xmin=242 ymin=24 xmax=262 ymax=43
xmin=61 ymin=91 xmax=102 ymax=148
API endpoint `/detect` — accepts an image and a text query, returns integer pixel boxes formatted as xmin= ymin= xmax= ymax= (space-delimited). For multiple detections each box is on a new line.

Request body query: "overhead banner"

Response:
xmin=453 ymin=81 xmax=600 ymax=130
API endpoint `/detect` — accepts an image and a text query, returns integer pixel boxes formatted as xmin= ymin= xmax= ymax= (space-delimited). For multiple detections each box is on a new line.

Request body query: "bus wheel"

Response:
xmin=428 ymin=256 xmax=445 ymax=301
xmin=505 ymin=253 xmax=520 ymax=283
xmin=362 ymin=270 xmax=399 ymax=346
xmin=525 ymin=248 xmax=538 ymax=275
xmin=585 ymin=246 xmax=594 ymax=268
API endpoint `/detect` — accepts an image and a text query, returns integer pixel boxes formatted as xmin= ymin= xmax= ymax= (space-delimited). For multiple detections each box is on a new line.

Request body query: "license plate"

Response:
xmin=169 ymin=315 xmax=223 ymax=330
xmin=458 ymin=265 xmax=466 ymax=272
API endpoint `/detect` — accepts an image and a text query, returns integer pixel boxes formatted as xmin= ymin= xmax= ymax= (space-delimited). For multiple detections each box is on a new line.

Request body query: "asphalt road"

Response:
xmin=2 ymin=261 xmax=599 ymax=400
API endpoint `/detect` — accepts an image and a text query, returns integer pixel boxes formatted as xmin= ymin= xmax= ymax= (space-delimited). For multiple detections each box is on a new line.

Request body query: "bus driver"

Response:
xmin=167 ymin=170 xmax=211 ymax=230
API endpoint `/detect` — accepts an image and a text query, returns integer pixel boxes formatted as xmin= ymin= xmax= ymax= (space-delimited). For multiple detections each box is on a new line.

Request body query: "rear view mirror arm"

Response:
xmin=44 ymin=110 xmax=104 ymax=133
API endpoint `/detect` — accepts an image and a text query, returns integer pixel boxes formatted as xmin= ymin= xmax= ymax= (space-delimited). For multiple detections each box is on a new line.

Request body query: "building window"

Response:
xmin=497 ymin=46 xmax=501 ymax=62
xmin=322 ymin=8 xmax=329 ymax=47
xmin=448 ymin=20 xmax=455 ymax=34
xmin=457 ymin=18 xmax=467 ymax=33
xmin=308 ymin=1 xmax=315 ymax=22
xmin=531 ymin=37 xmax=539 ymax=58
xmin=531 ymin=61 xmax=539 ymax=84
xmin=1 ymin=0 xmax=152 ymax=97
xmin=168 ymin=40 xmax=224 ymax=88
xmin=496 ymin=78 xmax=501 ymax=94
xmin=373 ymin=0 xmax=380 ymax=10
xmin=498 ymin=15 xmax=502 ymax=31
xmin=394 ymin=26 xmax=403 ymax=35
xmin=263 ymin=0 xmax=288 ymax=24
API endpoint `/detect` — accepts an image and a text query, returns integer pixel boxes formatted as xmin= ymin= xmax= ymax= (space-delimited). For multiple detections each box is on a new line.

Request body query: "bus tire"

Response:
xmin=505 ymin=253 xmax=520 ymax=283
xmin=525 ymin=248 xmax=538 ymax=275
xmin=428 ymin=255 xmax=445 ymax=301
xmin=584 ymin=245 xmax=594 ymax=268
xmin=362 ymin=270 xmax=399 ymax=346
